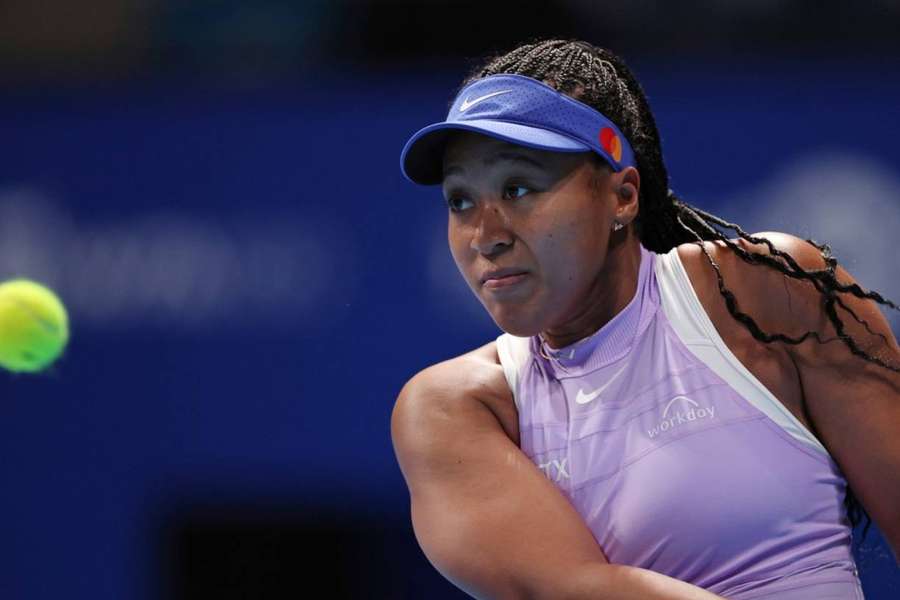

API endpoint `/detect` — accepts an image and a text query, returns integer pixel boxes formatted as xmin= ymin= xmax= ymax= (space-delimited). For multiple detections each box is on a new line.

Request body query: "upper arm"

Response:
xmin=732 ymin=232 xmax=900 ymax=561
xmin=391 ymin=359 xmax=608 ymax=600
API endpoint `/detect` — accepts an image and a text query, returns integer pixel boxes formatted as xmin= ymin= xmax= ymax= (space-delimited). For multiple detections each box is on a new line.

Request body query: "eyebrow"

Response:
xmin=443 ymin=151 xmax=547 ymax=179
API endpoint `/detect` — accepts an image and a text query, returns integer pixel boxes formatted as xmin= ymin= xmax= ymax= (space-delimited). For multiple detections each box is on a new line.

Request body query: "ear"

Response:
xmin=613 ymin=166 xmax=640 ymax=224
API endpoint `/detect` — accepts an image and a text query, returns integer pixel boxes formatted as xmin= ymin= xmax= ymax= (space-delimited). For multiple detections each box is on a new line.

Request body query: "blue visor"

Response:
xmin=400 ymin=73 xmax=636 ymax=185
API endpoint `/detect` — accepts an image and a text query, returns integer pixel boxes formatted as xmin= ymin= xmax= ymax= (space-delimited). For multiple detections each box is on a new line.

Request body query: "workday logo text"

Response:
xmin=647 ymin=395 xmax=715 ymax=439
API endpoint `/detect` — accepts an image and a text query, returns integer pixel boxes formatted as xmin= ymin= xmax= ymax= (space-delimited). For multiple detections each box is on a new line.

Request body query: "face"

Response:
xmin=442 ymin=131 xmax=628 ymax=338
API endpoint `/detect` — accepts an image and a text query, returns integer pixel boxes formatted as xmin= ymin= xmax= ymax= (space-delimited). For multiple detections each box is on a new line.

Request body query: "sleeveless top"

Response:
xmin=495 ymin=244 xmax=864 ymax=600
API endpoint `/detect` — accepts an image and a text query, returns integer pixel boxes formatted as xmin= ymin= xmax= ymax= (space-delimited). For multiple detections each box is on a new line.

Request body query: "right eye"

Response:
xmin=446 ymin=196 xmax=473 ymax=212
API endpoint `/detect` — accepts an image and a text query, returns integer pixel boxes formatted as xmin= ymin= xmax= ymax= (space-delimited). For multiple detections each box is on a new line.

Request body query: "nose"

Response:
xmin=470 ymin=204 xmax=513 ymax=256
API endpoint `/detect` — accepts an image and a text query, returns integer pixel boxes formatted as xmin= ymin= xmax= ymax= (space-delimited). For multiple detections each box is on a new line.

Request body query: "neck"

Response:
xmin=540 ymin=236 xmax=642 ymax=350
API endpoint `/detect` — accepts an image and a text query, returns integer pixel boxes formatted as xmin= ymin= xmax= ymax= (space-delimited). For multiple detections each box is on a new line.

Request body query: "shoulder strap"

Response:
xmin=495 ymin=333 xmax=532 ymax=413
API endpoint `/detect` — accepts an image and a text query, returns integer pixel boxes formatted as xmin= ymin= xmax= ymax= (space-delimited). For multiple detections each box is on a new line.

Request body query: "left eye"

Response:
xmin=503 ymin=185 xmax=530 ymax=200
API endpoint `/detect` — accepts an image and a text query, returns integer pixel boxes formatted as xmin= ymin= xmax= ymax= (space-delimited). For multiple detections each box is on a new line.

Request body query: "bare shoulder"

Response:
xmin=392 ymin=340 xmax=519 ymax=449
xmin=673 ymin=231 xmax=835 ymax=336
xmin=675 ymin=230 xmax=826 ymax=277
xmin=676 ymin=230 xmax=899 ymax=347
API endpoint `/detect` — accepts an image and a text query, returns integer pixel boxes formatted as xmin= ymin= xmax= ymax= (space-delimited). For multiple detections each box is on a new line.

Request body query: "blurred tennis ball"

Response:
xmin=0 ymin=279 xmax=69 ymax=373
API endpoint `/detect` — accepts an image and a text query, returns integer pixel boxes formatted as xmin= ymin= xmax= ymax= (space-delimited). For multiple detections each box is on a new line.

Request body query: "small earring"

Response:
xmin=612 ymin=221 xmax=624 ymax=232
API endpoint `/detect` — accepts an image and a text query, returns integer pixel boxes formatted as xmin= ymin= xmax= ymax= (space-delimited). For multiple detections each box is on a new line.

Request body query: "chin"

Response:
xmin=499 ymin=325 xmax=538 ymax=338
xmin=487 ymin=307 xmax=541 ymax=338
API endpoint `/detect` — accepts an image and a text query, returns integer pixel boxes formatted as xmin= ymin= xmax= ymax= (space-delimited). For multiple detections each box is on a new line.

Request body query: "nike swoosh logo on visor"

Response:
xmin=575 ymin=363 xmax=629 ymax=405
xmin=459 ymin=90 xmax=512 ymax=112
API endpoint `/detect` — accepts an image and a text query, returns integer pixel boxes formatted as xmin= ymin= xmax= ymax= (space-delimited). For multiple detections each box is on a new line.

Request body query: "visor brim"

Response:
xmin=400 ymin=120 xmax=591 ymax=185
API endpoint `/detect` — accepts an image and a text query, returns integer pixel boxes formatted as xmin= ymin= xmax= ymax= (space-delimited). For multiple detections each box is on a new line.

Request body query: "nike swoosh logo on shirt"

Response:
xmin=459 ymin=90 xmax=512 ymax=112
xmin=575 ymin=363 xmax=629 ymax=405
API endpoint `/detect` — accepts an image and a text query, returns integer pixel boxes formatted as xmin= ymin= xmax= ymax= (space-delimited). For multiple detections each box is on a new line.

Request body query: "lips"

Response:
xmin=481 ymin=268 xmax=528 ymax=286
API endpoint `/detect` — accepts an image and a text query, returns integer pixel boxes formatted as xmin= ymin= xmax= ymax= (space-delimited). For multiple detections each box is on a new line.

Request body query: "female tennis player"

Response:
xmin=391 ymin=39 xmax=899 ymax=599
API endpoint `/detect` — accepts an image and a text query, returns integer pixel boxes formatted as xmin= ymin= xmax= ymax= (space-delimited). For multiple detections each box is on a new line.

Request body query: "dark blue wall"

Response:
xmin=1 ymin=60 xmax=898 ymax=599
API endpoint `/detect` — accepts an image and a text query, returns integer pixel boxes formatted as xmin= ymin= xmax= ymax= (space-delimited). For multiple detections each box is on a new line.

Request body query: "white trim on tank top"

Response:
xmin=496 ymin=330 xmax=530 ymax=414
xmin=655 ymin=245 xmax=830 ymax=457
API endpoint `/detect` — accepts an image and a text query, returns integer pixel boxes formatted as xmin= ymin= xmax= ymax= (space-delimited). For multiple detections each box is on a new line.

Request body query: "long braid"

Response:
xmin=463 ymin=38 xmax=900 ymax=548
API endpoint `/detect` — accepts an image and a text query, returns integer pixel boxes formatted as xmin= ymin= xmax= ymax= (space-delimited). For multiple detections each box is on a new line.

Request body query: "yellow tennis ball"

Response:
xmin=0 ymin=279 xmax=69 ymax=373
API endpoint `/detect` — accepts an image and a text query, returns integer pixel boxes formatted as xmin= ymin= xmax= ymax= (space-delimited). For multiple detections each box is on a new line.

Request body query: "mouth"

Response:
xmin=481 ymin=271 xmax=529 ymax=290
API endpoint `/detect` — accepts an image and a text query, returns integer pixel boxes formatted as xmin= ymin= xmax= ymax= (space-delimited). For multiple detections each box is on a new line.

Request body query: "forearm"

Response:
xmin=564 ymin=563 xmax=726 ymax=600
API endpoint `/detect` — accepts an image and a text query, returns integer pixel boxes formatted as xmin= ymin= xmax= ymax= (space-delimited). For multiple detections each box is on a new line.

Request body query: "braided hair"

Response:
xmin=461 ymin=38 xmax=900 ymax=549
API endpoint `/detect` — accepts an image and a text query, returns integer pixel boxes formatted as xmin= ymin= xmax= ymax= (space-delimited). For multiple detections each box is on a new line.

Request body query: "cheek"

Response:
xmin=533 ymin=218 xmax=604 ymax=289
xmin=534 ymin=217 xmax=587 ymax=267
xmin=447 ymin=226 xmax=477 ymax=285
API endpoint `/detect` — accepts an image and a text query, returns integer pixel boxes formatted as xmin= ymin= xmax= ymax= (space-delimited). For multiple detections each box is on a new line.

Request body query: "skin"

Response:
xmin=392 ymin=130 xmax=900 ymax=600
xmin=441 ymin=131 xmax=641 ymax=348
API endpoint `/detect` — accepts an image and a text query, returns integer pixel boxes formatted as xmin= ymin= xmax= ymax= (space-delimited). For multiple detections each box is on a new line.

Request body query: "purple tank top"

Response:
xmin=495 ymin=244 xmax=864 ymax=599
